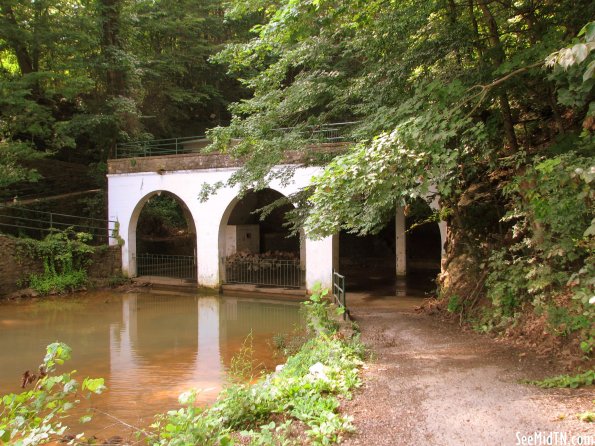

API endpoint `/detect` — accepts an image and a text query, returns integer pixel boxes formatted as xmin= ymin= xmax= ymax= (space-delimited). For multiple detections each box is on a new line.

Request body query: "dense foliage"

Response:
xmin=0 ymin=0 xmax=250 ymax=187
xmin=1 ymin=0 xmax=593 ymax=358
xmin=205 ymin=2 xmax=594 ymax=358
xmin=18 ymin=228 xmax=96 ymax=294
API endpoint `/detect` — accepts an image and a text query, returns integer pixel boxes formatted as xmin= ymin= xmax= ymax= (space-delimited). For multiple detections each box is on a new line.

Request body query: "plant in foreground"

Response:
xmin=0 ymin=342 xmax=105 ymax=445
xmin=151 ymin=288 xmax=364 ymax=446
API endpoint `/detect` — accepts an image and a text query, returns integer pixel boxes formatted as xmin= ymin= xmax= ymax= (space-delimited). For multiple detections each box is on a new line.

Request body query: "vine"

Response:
xmin=17 ymin=228 xmax=96 ymax=295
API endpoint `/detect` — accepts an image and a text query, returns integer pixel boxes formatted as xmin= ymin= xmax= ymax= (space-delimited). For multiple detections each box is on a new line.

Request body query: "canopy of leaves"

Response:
xmin=208 ymin=0 xmax=594 ymax=236
xmin=0 ymin=0 xmax=251 ymax=188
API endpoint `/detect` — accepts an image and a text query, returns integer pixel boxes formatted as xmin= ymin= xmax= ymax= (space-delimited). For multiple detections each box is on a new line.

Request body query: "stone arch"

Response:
xmin=217 ymin=188 xmax=305 ymax=286
xmin=128 ymin=190 xmax=197 ymax=278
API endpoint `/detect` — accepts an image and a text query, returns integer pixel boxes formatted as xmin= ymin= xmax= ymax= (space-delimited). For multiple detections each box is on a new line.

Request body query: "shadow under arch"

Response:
xmin=128 ymin=190 xmax=197 ymax=280
xmin=218 ymin=188 xmax=305 ymax=287
xmin=404 ymin=198 xmax=442 ymax=292
xmin=337 ymin=198 xmax=443 ymax=296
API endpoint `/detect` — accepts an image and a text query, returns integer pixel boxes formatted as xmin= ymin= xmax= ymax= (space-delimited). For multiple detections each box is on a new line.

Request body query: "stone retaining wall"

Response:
xmin=0 ymin=235 xmax=122 ymax=296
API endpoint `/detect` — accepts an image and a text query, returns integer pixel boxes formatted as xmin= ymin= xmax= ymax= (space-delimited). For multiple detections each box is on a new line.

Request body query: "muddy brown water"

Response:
xmin=0 ymin=290 xmax=303 ymax=439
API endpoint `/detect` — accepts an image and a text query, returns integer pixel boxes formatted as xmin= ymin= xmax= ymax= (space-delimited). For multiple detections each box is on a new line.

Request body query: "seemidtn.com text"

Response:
xmin=516 ymin=432 xmax=595 ymax=446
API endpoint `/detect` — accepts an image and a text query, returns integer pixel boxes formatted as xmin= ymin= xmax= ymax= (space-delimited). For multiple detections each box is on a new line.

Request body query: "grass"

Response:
xmin=28 ymin=269 xmax=87 ymax=295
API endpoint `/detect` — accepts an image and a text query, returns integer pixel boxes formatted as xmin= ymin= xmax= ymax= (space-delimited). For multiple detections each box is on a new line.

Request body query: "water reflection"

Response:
xmin=0 ymin=291 xmax=302 ymax=436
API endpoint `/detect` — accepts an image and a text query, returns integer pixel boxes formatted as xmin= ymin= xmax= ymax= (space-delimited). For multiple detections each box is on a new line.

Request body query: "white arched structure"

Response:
xmin=126 ymin=190 xmax=197 ymax=278
xmin=108 ymin=161 xmax=447 ymax=292
xmin=108 ymin=166 xmax=334 ymax=290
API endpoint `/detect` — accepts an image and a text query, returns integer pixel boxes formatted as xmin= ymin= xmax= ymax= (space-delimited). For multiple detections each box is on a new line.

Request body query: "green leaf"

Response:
xmin=79 ymin=415 xmax=92 ymax=424
xmin=82 ymin=378 xmax=106 ymax=394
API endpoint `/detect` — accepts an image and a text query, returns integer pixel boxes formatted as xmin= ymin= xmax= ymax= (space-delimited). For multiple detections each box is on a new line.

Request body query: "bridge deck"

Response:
xmin=107 ymin=143 xmax=347 ymax=175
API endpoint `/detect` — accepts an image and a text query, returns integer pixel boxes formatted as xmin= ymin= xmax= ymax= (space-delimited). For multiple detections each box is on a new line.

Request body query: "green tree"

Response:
xmin=207 ymin=1 xmax=594 ymax=352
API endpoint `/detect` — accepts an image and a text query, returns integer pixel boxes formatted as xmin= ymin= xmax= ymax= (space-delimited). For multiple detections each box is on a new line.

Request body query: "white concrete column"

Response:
xmin=299 ymin=230 xmax=306 ymax=270
xmin=428 ymin=190 xmax=448 ymax=270
xmin=395 ymin=206 xmax=407 ymax=277
xmin=197 ymin=210 xmax=221 ymax=288
xmin=305 ymin=235 xmax=334 ymax=291
xmin=438 ymin=220 xmax=447 ymax=258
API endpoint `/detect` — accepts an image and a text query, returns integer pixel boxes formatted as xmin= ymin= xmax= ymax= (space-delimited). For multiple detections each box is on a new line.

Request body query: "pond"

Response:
xmin=0 ymin=290 xmax=304 ymax=438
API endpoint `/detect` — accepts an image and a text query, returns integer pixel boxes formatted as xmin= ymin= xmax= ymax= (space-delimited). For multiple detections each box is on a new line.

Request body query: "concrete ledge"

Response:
xmin=222 ymin=283 xmax=307 ymax=300
xmin=107 ymin=144 xmax=347 ymax=175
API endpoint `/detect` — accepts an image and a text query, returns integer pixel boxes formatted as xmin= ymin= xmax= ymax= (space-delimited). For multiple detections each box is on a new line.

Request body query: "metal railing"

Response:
xmin=113 ymin=122 xmax=360 ymax=159
xmin=135 ymin=253 xmax=197 ymax=280
xmin=115 ymin=135 xmax=209 ymax=159
xmin=0 ymin=204 xmax=117 ymax=244
xmin=332 ymin=270 xmax=349 ymax=320
xmin=273 ymin=121 xmax=360 ymax=142
xmin=224 ymin=257 xmax=304 ymax=288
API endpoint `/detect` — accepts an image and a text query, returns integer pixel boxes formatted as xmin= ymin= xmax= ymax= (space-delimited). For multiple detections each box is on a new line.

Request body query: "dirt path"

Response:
xmin=341 ymin=294 xmax=594 ymax=446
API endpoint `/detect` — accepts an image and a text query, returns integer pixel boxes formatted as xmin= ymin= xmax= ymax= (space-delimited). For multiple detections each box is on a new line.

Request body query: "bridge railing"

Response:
xmin=273 ymin=121 xmax=360 ymax=142
xmin=0 ymin=204 xmax=118 ymax=245
xmin=113 ymin=122 xmax=359 ymax=159
xmin=332 ymin=270 xmax=349 ymax=320
xmin=115 ymin=135 xmax=209 ymax=159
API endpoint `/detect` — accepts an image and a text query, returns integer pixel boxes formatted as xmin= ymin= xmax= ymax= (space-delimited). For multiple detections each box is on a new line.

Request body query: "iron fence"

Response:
xmin=224 ymin=257 xmax=304 ymax=288
xmin=0 ymin=204 xmax=117 ymax=245
xmin=274 ymin=121 xmax=360 ymax=142
xmin=332 ymin=270 xmax=349 ymax=320
xmin=113 ymin=122 xmax=360 ymax=159
xmin=115 ymin=135 xmax=209 ymax=159
xmin=135 ymin=253 xmax=197 ymax=280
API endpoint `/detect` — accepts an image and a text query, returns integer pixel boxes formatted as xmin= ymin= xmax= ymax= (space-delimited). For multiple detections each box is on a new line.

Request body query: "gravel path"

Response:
xmin=341 ymin=295 xmax=594 ymax=446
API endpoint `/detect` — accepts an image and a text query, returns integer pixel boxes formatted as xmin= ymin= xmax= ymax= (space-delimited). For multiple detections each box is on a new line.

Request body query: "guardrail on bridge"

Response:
xmin=113 ymin=121 xmax=360 ymax=159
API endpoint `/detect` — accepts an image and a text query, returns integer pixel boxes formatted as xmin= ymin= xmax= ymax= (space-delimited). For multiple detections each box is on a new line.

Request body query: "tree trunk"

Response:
xmin=476 ymin=0 xmax=519 ymax=151
xmin=0 ymin=2 xmax=34 ymax=75
xmin=100 ymin=0 xmax=126 ymax=97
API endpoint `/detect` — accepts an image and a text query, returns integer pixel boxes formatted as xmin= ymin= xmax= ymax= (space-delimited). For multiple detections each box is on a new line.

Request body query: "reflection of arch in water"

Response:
xmin=128 ymin=191 xmax=197 ymax=280
xmin=106 ymin=293 xmax=304 ymax=412
xmin=218 ymin=188 xmax=306 ymax=285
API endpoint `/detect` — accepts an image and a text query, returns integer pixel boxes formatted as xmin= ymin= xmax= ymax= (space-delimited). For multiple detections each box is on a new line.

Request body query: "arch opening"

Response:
xmin=338 ymin=218 xmax=396 ymax=292
xmin=131 ymin=191 xmax=197 ymax=281
xmin=336 ymin=199 xmax=442 ymax=296
xmin=219 ymin=189 xmax=304 ymax=288
xmin=405 ymin=199 xmax=442 ymax=292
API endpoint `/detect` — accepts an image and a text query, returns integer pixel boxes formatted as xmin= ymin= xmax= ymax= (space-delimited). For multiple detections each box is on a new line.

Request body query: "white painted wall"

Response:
xmin=108 ymin=165 xmax=334 ymax=291
xmin=108 ymin=165 xmax=447 ymax=292
xmin=234 ymin=224 xmax=260 ymax=253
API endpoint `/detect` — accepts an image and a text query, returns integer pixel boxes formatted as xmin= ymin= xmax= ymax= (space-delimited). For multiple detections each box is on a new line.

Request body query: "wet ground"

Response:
xmin=342 ymin=287 xmax=594 ymax=446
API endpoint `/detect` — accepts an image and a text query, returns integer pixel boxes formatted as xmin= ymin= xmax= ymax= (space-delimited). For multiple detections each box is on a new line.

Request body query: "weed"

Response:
xmin=523 ymin=369 xmax=595 ymax=389
xmin=0 ymin=342 xmax=105 ymax=445
xmin=228 ymin=332 xmax=264 ymax=383
xmin=18 ymin=228 xmax=95 ymax=295
xmin=150 ymin=286 xmax=365 ymax=446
